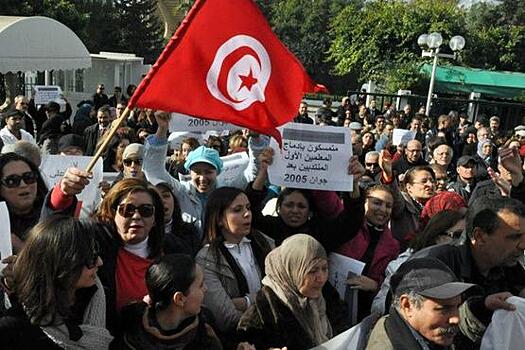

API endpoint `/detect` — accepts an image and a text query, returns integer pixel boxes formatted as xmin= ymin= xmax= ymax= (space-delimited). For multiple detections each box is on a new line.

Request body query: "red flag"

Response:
xmin=128 ymin=0 xmax=324 ymax=144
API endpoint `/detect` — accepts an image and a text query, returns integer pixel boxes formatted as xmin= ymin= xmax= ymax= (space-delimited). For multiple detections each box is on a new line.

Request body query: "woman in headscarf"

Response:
xmin=474 ymin=139 xmax=498 ymax=181
xmin=237 ymin=234 xmax=348 ymax=350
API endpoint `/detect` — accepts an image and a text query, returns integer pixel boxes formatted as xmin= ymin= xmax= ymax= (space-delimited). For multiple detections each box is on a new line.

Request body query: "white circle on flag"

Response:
xmin=206 ymin=35 xmax=271 ymax=111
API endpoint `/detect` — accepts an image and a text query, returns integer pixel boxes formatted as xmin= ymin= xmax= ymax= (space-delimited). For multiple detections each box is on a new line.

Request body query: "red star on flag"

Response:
xmin=238 ymin=69 xmax=258 ymax=92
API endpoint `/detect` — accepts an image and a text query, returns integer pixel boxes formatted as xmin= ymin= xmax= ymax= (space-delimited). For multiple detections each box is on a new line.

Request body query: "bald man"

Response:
xmin=392 ymin=139 xmax=428 ymax=178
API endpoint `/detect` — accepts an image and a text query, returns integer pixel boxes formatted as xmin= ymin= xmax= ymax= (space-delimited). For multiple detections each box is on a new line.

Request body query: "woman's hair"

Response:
xmin=365 ymin=184 xmax=393 ymax=198
xmin=409 ymin=210 xmax=464 ymax=252
xmin=94 ymin=178 xmax=164 ymax=258
xmin=275 ymin=188 xmax=313 ymax=215
xmin=146 ymin=254 xmax=197 ymax=311
xmin=203 ymin=186 xmax=245 ymax=243
xmin=13 ymin=216 xmax=99 ymax=326
xmin=402 ymin=165 xmax=435 ymax=188
xmin=0 ymin=153 xmax=48 ymax=206
xmin=228 ymin=134 xmax=248 ymax=151
xmin=182 ymin=137 xmax=200 ymax=152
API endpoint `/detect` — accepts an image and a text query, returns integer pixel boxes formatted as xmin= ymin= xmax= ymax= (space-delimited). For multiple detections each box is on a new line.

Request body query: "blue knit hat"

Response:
xmin=184 ymin=146 xmax=223 ymax=174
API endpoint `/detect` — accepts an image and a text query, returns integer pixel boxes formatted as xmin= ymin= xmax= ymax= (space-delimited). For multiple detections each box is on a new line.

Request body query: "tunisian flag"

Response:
xmin=128 ymin=0 xmax=326 ymax=143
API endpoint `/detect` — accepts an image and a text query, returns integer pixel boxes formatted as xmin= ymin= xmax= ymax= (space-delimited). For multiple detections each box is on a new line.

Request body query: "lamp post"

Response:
xmin=418 ymin=33 xmax=465 ymax=117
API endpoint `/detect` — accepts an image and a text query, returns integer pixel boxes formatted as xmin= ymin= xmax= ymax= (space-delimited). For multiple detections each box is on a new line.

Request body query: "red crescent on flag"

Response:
xmin=216 ymin=46 xmax=262 ymax=104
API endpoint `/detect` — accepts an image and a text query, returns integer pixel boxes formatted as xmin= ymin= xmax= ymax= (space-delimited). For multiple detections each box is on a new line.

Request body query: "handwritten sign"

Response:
xmin=169 ymin=112 xmax=239 ymax=133
xmin=40 ymin=156 xmax=103 ymax=218
xmin=217 ymin=152 xmax=250 ymax=185
xmin=33 ymin=85 xmax=64 ymax=105
xmin=0 ymin=202 xmax=12 ymax=269
xmin=392 ymin=128 xmax=416 ymax=146
xmin=268 ymin=123 xmax=353 ymax=191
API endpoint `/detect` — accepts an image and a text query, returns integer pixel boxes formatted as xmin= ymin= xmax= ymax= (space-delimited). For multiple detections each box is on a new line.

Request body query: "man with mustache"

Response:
xmin=366 ymin=258 xmax=475 ymax=350
xmin=412 ymin=195 xmax=525 ymax=349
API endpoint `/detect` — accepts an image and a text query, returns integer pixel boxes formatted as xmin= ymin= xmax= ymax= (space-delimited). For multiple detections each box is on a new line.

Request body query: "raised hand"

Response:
xmin=379 ymin=150 xmax=393 ymax=180
xmin=499 ymin=147 xmax=524 ymax=186
xmin=60 ymin=168 xmax=91 ymax=196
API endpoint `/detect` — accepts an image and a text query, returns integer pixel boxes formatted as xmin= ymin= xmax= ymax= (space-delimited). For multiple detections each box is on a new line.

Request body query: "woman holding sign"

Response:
xmin=247 ymin=148 xmax=365 ymax=252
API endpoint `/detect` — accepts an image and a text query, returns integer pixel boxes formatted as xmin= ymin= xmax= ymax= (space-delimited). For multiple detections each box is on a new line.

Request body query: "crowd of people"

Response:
xmin=0 ymin=86 xmax=523 ymax=350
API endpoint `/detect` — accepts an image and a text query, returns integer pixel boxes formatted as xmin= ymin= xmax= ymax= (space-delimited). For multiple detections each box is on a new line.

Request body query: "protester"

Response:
xmin=196 ymin=187 xmax=274 ymax=335
xmin=156 ymin=182 xmax=200 ymax=256
xmin=366 ymin=258 xmax=475 ymax=349
xmin=336 ymin=184 xmax=399 ymax=320
xmin=0 ymin=110 xmax=36 ymax=146
xmin=392 ymin=139 xmax=427 ymax=179
xmin=57 ymin=134 xmax=85 ymax=156
xmin=83 ymin=105 xmax=112 ymax=156
xmin=143 ymin=112 xmax=266 ymax=236
xmin=48 ymin=176 xmax=165 ymax=332
xmin=0 ymin=153 xmax=48 ymax=251
xmin=114 ymin=254 xmax=223 ymax=349
xmin=0 ymin=216 xmax=112 ymax=349
xmin=167 ymin=136 xmax=200 ymax=178
xmin=413 ymin=196 xmax=525 ymax=349
xmin=247 ymin=148 xmax=365 ymax=251
xmin=237 ymin=234 xmax=348 ymax=349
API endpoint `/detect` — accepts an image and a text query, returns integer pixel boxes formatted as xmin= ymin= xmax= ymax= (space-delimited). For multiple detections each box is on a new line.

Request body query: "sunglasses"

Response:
xmin=123 ymin=158 xmax=142 ymax=167
xmin=117 ymin=203 xmax=155 ymax=218
xmin=1 ymin=171 xmax=38 ymax=188
xmin=366 ymin=162 xmax=378 ymax=167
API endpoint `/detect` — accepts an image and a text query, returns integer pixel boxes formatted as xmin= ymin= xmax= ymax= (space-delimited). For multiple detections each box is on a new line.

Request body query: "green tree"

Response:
xmin=75 ymin=0 xmax=121 ymax=54
xmin=328 ymin=0 xmax=466 ymax=92
xmin=115 ymin=0 xmax=164 ymax=64
xmin=464 ymin=1 xmax=525 ymax=72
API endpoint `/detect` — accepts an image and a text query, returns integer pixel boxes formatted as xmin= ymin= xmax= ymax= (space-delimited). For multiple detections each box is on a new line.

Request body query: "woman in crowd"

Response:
xmin=0 ymin=216 xmax=113 ymax=349
xmin=156 ymin=182 xmax=200 ymax=256
xmin=0 ymin=153 xmax=48 ymax=252
xmin=49 ymin=175 xmax=165 ymax=332
xmin=196 ymin=187 xmax=274 ymax=336
xmin=237 ymin=234 xmax=348 ymax=349
xmin=114 ymin=254 xmax=223 ymax=349
xmin=103 ymin=127 xmax=135 ymax=173
xmin=371 ymin=209 xmax=466 ymax=314
xmin=361 ymin=131 xmax=376 ymax=163
xmin=475 ymin=138 xmax=498 ymax=181
xmin=461 ymin=127 xmax=478 ymax=156
xmin=419 ymin=190 xmax=467 ymax=228
xmin=246 ymin=149 xmax=364 ymax=252
xmin=143 ymin=112 xmax=266 ymax=237
xmin=379 ymin=151 xmax=436 ymax=249
xmin=336 ymin=184 xmax=399 ymax=321
xmin=167 ymin=137 xmax=200 ymax=178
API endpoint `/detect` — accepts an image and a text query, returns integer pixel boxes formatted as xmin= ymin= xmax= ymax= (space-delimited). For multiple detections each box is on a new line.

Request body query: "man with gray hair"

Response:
xmin=366 ymin=258 xmax=475 ymax=349
xmin=14 ymin=95 xmax=36 ymax=138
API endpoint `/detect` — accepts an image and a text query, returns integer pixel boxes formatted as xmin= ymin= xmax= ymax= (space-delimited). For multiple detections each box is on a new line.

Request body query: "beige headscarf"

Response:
xmin=262 ymin=234 xmax=332 ymax=345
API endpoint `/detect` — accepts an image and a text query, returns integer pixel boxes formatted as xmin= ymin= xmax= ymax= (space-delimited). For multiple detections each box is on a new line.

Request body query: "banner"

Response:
xmin=0 ymin=202 xmax=11 ymax=269
xmin=40 ymin=156 xmax=103 ymax=217
xmin=268 ymin=123 xmax=353 ymax=191
xmin=169 ymin=112 xmax=239 ymax=133
xmin=392 ymin=128 xmax=416 ymax=146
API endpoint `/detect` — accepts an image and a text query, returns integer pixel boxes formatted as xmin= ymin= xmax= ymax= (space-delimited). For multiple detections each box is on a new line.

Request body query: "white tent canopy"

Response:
xmin=0 ymin=16 xmax=91 ymax=73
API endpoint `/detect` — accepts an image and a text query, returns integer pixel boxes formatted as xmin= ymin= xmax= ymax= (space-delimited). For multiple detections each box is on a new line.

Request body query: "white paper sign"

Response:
xmin=392 ymin=128 xmax=416 ymax=146
xmin=33 ymin=85 xmax=64 ymax=105
xmin=169 ymin=112 xmax=239 ymax=133
xmin=217 ymin=152 xmax=250 ymax=185
xmin=328 ymin=253 xmax=366 ymax=299
xmin=40 ymin=156 xmax=103 ymax=217
xmin=268 ymin=123 xmax=353 ymax=191
xmin=0 ymin=202 xmax=12 ymax=269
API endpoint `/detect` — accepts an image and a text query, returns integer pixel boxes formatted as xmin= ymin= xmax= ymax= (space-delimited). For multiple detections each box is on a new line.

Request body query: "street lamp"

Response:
xmin=418 ymin=32 xmax=465 ymax=116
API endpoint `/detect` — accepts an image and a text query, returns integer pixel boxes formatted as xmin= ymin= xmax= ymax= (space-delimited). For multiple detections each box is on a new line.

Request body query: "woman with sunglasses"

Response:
xmin=48 ymin=176 xmax=164 ymax=333
xmin=0 ymin=153 xmax=48 ymax=252
xmin=0 ymin=215 xmax=112 ymax=349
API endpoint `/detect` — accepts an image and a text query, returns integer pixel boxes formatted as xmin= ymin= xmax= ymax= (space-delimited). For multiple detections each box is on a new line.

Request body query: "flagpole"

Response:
xmin=85 ymin=106 xmax=132 ymax=173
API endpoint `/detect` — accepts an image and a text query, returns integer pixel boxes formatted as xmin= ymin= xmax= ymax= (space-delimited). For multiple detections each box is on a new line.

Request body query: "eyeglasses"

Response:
xmin=123 ymin=158 xmax=142 ymax=167
xmin=366 ymin=162 xmax=379 ymax=167
xmin=1 ymin=171 xmax=38 ymax=188
xmin=117 ymin=203 xmax=155 ymax=218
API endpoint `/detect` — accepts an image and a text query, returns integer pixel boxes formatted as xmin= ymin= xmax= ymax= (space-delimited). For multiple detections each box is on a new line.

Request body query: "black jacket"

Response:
xmin=83 ymin=123 xmax=101 ymax=156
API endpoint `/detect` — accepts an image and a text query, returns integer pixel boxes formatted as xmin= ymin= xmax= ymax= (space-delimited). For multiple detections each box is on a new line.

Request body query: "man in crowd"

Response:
xmin=371 ymin=115 xmax=386 ymax=140
xmin=335 ymin=97 xmax=350 ymax=126
xmin=392 ymin=139 xmax=427 ymax=178
xmin=108 ymin=86 xmax=123 ymax=108
xmin=367 ymin=99 xmax=381 ymax=120
xmin=13 ymin=95 xmax=36 ymax=138
xmin=293 ymin=101 xmax=313 ymax=124
xmin=38 ymin=101 xmax=68 ymax=154
xmin=364 ymin=151 xmax=381 ymax=184
xmin=366 ymin=258 xmax=475 ymax=349
xmin=413 ymin=195 xmax=525 ymax=349
xmin=315 ymin=97 xmax=335 ymax=125
xmin=447 ymin=155 xmax=478 ymax=203
xmin=0 ymin=110 xmax=36 ymax=146
xmin=83 ymin=105 xmax=111 ymax=156
xmin=409 ymin=115 xmax=426 ymax=146
xmin=92 ymin=83 xmax=109 ymax=110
